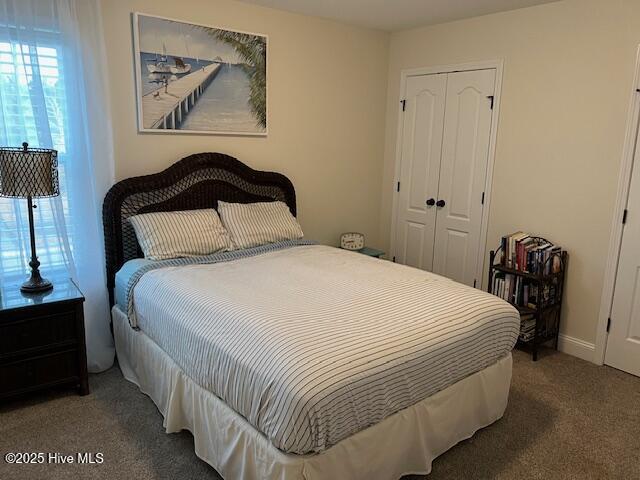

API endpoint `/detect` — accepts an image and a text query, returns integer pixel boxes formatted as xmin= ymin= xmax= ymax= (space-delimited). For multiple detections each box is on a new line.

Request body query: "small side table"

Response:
xmin=0 ymin=277 xmax=89 ymax=400
xmin=357 ymin=247 xmax=385 ymax=258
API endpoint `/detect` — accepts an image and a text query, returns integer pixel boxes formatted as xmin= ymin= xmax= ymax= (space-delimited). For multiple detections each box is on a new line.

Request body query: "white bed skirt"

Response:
xmin=112 ymin=306 xmax=512 ymax=480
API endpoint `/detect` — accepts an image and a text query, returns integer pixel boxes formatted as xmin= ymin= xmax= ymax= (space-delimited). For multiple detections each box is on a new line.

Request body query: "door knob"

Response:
xmin=426 ymin=198 xmax=435 ymax=206
xmin=436 ymin=199 xmax=446 ymax=208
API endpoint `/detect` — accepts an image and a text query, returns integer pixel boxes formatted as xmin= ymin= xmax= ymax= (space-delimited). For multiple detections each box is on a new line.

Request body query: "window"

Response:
xmin=0 ymin=32 xmax=72 ymax=279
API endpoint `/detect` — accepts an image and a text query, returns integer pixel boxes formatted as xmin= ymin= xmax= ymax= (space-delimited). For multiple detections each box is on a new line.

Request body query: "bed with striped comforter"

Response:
xmin=126 ymin=243 xmax=519 ymax=454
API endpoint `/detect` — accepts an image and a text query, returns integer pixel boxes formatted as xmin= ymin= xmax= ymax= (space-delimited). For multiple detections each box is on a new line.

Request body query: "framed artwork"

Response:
xmin=132 ymin=13 xmax=267 ymax=135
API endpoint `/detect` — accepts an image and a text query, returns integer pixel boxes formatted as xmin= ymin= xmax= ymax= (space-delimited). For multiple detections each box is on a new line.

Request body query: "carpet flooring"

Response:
xmin=1 ymin=348 xmax=638 ymax=480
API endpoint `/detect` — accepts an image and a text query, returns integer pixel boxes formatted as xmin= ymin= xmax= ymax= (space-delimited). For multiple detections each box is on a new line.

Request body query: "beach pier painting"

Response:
xmin=133 ymin=13 xmax=267 ymax=135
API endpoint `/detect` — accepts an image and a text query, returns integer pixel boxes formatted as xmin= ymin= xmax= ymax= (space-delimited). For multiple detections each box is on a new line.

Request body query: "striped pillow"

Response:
xmin=129 ymin=209 xmax=231 ymax=260
xmin=217 ymin=201 xmax=303 ymax=250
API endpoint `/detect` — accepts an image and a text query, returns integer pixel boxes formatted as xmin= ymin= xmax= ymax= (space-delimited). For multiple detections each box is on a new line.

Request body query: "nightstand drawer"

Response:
xmin=0 ymin=349 xmax=79 ymax=397
xmin=0 ymin=311 xmax=77 ymax=358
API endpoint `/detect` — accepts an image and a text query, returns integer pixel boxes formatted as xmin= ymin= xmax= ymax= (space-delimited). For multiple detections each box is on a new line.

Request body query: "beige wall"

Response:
xmin=382 ymin=0 xmax=640 ymax=346
xmin=100 ymin=0 xmax=389 ymax=247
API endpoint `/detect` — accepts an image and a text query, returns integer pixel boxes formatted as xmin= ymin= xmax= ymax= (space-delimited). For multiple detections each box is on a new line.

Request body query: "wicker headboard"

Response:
xmin=102 ymin=152 xmax=296 ymax=305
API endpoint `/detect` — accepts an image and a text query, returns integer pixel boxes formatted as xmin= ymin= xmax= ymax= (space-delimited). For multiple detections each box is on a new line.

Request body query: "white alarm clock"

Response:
xmin=340 ymin=232 xmax=365 ymax=251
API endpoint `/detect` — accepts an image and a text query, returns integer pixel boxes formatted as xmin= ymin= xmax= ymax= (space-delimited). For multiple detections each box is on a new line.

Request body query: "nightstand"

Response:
xmin=0 ymin=277 xmax=89 ymax=400
xmin=358 ymin=247 xmax=385 ymax=258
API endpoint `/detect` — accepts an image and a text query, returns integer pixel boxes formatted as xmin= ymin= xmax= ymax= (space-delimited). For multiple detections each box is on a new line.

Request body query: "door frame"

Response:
xmin=595 ymin=45 xmax=640 ymax=365
xmin=389 ymin=59 xmax=504 ymax=289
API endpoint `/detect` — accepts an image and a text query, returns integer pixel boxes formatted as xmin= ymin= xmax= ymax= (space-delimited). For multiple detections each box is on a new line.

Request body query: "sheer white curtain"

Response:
xmin=0 ymin=0 xmax=115 ymax=372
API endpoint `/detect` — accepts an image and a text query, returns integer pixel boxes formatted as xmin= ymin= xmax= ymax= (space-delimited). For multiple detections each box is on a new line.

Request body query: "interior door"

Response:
xmin=605 ymin=128 xmax=640 ymax=376
xmin=432 ymin=69 xmax=496 ymax=286
xmin=394 ymin=73 xmax=446 ymax=269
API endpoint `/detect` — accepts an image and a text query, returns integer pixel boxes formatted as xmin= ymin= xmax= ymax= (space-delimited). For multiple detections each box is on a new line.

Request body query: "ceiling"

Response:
xmin=235 ymin=0 xmax=560 ymax=32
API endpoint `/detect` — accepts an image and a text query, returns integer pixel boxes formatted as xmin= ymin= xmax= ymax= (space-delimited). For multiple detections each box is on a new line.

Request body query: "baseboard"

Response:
xmin=557 ymin=334 xmax=596 ymax=363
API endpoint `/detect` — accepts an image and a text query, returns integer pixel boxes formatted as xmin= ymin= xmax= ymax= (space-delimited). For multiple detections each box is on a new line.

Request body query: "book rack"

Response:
xmin=488 ymin=236 xmax=567 ymax=361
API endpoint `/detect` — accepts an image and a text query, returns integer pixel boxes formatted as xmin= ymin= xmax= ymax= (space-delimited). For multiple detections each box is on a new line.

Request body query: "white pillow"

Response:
xmin=129 ymin=209 xmax=231 ymax=260
xmin=217 ymin=201 xmax=303 ymax=249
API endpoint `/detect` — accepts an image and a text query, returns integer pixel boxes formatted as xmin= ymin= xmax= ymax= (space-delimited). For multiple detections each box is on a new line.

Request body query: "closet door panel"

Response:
xmin=394 ymin=73 xmax=447 ymax=270
xmin=433 ymin=69 xmax=495 ymax=286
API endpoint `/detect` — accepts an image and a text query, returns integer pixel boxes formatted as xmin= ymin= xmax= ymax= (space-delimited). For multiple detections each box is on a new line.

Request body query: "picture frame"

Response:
xmin=132 ymin=12 xmax=268 ymax=136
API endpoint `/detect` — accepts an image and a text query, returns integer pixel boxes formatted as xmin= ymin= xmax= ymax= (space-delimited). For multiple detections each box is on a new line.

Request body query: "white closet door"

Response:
xmin=605 ymin=131 xmax=640 ymax=376
xmin=432 ymin=69 xmax=495 ymax=286
xmin=394 ymin=73 xmax=447 ymax=269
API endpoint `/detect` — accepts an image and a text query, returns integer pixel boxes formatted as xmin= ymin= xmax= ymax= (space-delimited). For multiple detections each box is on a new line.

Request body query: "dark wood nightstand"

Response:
xmin=0 ymin=277 xmax=89 ymax=400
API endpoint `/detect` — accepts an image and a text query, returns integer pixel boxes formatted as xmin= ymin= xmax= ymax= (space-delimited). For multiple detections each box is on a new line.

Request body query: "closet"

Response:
xmin=393 ymin=68 xmax=496 ymax=287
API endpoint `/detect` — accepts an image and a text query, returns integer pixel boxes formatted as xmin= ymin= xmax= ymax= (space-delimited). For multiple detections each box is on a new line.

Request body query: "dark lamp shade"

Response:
xmin=0 ymin=145 xmax=59 ymax=198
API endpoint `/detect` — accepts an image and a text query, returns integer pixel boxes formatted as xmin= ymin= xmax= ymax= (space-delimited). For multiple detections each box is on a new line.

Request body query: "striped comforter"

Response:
xmin=129 ymin=244 xmax=519 ymax=454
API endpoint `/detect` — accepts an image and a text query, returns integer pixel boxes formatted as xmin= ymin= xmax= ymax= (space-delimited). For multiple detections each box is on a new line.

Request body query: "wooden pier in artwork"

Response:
xmin=141 ymin=63 xmax=222 ymax=130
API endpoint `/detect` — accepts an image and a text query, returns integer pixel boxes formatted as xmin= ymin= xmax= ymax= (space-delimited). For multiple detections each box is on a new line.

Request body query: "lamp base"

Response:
xmin=21 ymin=276 xmax=53 ymax=293
xmin=20 ymin=196 xmax=54 ymax=294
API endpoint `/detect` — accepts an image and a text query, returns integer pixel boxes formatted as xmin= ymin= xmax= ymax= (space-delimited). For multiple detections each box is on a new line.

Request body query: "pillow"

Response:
xmin=217 ymin=201 xmax=303 ymax=249
xmin=129 ymin=209 xmax=231 ymax=260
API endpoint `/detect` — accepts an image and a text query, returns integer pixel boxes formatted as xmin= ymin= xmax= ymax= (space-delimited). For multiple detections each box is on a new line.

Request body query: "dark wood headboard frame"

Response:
xmin=102 ymin=152 xmax=296 ymax=306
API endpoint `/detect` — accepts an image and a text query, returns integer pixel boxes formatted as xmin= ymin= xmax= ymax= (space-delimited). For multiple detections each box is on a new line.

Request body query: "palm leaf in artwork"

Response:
xmin=196 ymin=26 xmax=267 ymax=128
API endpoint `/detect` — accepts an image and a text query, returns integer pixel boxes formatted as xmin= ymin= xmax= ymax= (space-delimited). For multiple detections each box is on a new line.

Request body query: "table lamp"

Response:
xmin=0 ymin=142 xmax=59 ymax=293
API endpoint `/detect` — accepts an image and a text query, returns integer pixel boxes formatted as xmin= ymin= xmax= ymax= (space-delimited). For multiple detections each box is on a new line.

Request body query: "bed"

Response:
xmin=103 ymin=152 xmax=520 ymax=480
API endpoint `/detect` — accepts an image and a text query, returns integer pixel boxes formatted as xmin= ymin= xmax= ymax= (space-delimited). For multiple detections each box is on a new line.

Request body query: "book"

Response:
xmin=511 ymin=232 xmax=529 ymax=268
